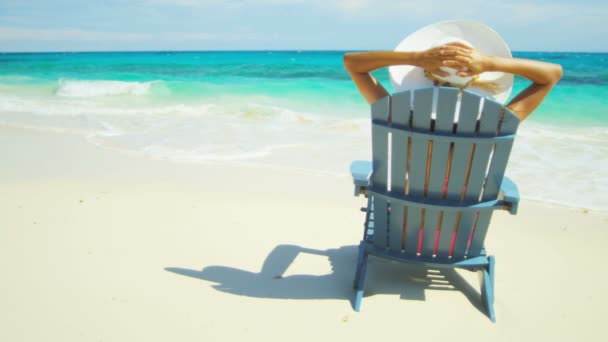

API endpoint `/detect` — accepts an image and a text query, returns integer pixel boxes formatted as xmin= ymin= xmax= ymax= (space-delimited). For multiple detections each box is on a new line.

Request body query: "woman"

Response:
xmin=344 ymin=37 xmax=562 ymax=121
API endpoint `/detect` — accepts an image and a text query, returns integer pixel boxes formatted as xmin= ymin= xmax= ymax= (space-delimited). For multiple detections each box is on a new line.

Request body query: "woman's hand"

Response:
xmin=438 ymin=42 xmax=493 ymax=76
xmin=416 ymin=42 xmax=482 ymax=76
xmin=416 ymin=44 xmax=462 ymax=76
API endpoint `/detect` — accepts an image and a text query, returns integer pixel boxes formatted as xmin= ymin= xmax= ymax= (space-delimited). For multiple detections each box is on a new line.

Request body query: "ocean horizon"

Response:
xmin=1 ymin=50 xmax=606 ymax=210
xmin=3 ymin=49 xmax=608 ymax=53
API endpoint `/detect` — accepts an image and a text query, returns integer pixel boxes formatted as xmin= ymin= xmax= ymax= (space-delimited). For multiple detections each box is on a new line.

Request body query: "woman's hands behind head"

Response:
xmin=420 ymin=42 xmax=492 ymax=77
xmin=436 ymin=42 xmax=492 ymax=76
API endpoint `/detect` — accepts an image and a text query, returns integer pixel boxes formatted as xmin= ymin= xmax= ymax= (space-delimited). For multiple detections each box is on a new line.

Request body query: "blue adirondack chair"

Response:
xmin=350 ymin=87 xmax=521 ymax=322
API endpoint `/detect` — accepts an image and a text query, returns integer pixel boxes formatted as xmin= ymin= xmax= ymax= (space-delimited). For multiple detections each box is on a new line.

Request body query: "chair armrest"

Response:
xmin=350 ymin=160 xmax=373 ymax=196
xmin=499 ymin=177 xmax=519 ymax=215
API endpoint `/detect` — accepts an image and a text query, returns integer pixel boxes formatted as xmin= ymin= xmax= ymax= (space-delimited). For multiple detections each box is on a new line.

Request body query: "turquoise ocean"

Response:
xmin=1 ymin=51 xmax=606 ymax=210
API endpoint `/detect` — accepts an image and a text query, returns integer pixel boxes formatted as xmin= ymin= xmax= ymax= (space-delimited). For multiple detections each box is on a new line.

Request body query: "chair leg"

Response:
xmin=353 ymin=243 xmax=364 ymax=289
xmin=481 ymin=255 xmax=496 ymax=322
xmin=353 ymin=244 xmax=369 ymax=312
xmin=353 ymin=243 xmax=367 ymax=288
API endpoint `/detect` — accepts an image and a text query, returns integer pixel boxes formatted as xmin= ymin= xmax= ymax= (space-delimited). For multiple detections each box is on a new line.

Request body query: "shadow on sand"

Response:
xmin=165 ymin=244 xmax=485 ymax=313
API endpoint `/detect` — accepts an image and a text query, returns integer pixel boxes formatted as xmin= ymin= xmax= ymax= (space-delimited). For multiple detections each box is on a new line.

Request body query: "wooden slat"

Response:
xmin=452 ymin=211 xmax=476 ymax=259
xmin=435 ymin=88 xmax=459 ymax=130
xmin=370 ymin=97 xmax=391 ymax=192
xmin=467 ymin=211 xmax=494 ymax=257
xmin=445 ymin=143 xmax=473 ymax=200
xmin=391 ymin=130 xmax=409 ymax=195
xmin=408 ymin=88 xmax=434 ymax=197
xmin=436 ymin=211 xmax=458 ymax=258
xmin=483 ymin=140 xmax=514 ymax=200
xmin=421 ymin=208 xmax=440 ymax=256
xmin=412 ymin=88 xmax=434 ymax=130
xmin=404 ymin=206 xmax=423 ymax=256
xmin=373 ymin=196 xmax=388 ymax=249
xmin=371 ymin=124 xmax=389 ymax=191
xmin=427 ymin=88 xmax=458 ymax=198
xmin=426 ymin=141 xmax=451 ymax=198
xmin=478 ymin=98 xmax=502 ymax=135
xmin=408 ymin=135 xmax=429 ymax=196
xmin=372 ymin=96 xmax=390 ymax=123
xmin=389 ymin=202 xmax=405 ymax=252
xmin=391 ymin=91 xmax=411 ymax=127
xmin=499 ymin=108 xmax=520 ymax=135
xmin=482 ymin=109 xmax=520 ymax=201
xmin=457 ymin=91 xmax=481 ymax=132
xmin=463 ymin=144 xmax=493 ymax=201
xmin=390 ymin=91 xmax=411 ymax=195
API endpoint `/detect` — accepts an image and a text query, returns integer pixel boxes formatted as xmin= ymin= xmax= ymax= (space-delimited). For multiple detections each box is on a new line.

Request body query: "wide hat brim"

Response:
xmin=389 ymin=20 xmax=514 ymax=104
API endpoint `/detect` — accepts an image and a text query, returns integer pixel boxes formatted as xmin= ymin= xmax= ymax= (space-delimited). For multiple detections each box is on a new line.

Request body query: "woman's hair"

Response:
xmin=423 ymin=70 xmax=504 ymax=94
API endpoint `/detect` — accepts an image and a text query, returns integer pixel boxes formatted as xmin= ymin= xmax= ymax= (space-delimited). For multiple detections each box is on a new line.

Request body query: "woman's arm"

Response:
xmin=343 ymin=46 xmax=464 ymax=105
xmin=446 ymin=42 xmax=563 ymax=120
xmin=493 ymin=57 xmax=562 ymax=120
xmin=343 ymin=51 xmax=417 ymax=105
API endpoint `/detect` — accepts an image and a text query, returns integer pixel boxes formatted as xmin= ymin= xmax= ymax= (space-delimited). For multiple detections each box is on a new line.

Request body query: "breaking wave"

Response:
xmin=55 ymin=79 xmax=160 ymax=98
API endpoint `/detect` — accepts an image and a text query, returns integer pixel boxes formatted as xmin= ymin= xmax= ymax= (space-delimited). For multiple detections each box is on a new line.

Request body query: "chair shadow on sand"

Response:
xmin=165 ymin=244 xmax=486 ymax=312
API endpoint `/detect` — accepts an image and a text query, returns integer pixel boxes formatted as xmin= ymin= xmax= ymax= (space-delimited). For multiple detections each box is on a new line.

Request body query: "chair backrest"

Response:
xmin=368 ymin=87 xmax=520 ymax=261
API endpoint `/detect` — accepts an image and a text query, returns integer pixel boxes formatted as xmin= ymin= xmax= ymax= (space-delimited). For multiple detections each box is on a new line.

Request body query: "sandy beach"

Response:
xmin=1 ymin=124 xmax=607 ymax=341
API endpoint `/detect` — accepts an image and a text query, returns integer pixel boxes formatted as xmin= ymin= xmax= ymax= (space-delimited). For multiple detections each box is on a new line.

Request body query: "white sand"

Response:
xmin=1 ymin=125 xmax=607 ymax=341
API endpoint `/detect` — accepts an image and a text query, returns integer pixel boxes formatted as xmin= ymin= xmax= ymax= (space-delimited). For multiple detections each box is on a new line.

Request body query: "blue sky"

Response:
xmin=1 ymin=0 xmax=606 ymax=52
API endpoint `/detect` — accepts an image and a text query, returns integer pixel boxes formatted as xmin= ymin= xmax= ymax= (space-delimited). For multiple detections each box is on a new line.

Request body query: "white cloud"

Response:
xmin=142 ymin=0 xmax=608 ymax=25
xmin=144 ymin=0 xmax=373 ymax=13
xmin=328 ymin=0 xmax=608 ymax=37
xmin=0 ymin=26 xmax=271 ymax=42
xmin=0 ymin=27 xmax=146 ymax=41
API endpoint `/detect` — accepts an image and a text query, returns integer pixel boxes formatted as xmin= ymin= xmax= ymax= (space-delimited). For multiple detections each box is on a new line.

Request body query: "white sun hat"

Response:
xmin=389 ymin=20 xmax=514 ymax=104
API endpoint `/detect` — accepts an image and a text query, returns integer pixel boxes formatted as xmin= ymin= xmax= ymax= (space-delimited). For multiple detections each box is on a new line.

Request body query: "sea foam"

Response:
xmin=55 ymin=79 xmax=156 ymax=98
xmin=507 ymin=123 xmax=608 ymax=211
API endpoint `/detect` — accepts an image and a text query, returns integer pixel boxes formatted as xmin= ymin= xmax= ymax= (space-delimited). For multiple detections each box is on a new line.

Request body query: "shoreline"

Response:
xmin=2 ymin=123 xmax=605 ymax=213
